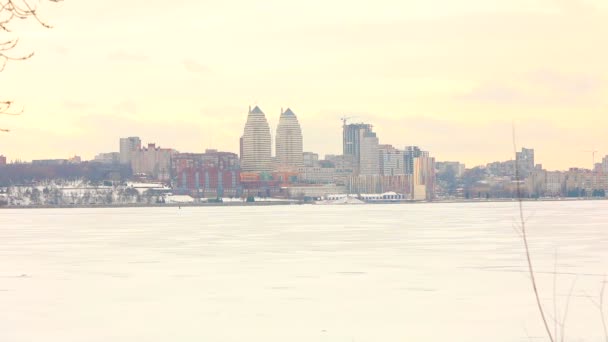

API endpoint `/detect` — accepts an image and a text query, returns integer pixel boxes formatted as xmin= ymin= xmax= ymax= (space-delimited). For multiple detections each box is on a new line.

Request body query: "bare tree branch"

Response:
xmin=513 ymin=123 xmax=555 ymax=342
xmin=0 ymin=0 xmax=62 ymax=131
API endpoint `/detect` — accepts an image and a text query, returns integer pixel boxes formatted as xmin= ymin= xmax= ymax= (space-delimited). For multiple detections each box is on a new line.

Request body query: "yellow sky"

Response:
xmin=1 ymin=0 xmax=607 ymax=170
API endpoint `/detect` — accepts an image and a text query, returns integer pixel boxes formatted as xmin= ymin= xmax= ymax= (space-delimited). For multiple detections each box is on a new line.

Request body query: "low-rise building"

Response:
xmin=172 ymin=150 xmax=240 ymax=197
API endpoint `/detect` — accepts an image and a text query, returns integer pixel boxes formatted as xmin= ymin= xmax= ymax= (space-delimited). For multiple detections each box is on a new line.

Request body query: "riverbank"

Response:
xmin=0 ymin=200 xmax=296 ymax=209
xmin=1 ymin=196 xmax=605 ymax=209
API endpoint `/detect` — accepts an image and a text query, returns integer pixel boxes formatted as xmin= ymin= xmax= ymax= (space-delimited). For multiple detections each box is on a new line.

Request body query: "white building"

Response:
xmin=241 ymin=106 xmax=272 ymax=173
xmin=275 ymin=108 xmax=303 ymax=169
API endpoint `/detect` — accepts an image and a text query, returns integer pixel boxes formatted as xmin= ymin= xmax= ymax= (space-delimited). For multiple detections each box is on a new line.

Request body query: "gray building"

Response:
xmin=515 ymin=147 xmax=535 ymax=178
xmin=343 ymin=123 xmax=379 ymax=175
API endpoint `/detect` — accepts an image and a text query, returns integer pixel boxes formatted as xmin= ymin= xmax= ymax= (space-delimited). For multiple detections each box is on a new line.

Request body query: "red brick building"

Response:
xmin=173 ymin=150 xmax=240 ymax=197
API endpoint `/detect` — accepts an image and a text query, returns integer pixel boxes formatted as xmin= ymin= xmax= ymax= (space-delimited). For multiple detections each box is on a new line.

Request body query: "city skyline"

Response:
xmin=2 ymin=0 xmax=608 ymax=169
xmin=1 ymin=104 xmax=603 ymax=172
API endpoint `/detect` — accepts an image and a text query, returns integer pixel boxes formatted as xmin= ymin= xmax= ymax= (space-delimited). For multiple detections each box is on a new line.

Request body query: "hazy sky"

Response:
xmin=1 ymin=0 xmax=607 ymax=170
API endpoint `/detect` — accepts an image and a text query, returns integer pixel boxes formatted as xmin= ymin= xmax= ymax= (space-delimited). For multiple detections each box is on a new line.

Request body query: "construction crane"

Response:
xmin=340 ymin=116 xmax=358 ymax=127
xmin=582 ymin=149 xmax=599 ymax=169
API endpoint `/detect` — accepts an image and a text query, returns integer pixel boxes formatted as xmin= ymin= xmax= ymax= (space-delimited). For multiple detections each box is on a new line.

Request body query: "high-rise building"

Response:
xmin=379 ymin=145 xmax=405 ymax=176
xmin=119 ymin=137 xmax=141 ymax=165
xmin=0 ymin=155 xmax=6 ymax=166
xmin=275 ymin=108 xmax=303 ymax=169
xmin=515 ymin=147 xmax=534 ymax=177
xmin=413 ymin=155 xmax=436 ymax=201
xmin=240 ymin=106 xmax=272 ymax=173
xmin=359 ymin=131 xmax=379 ymax=175
xmin=343 ymin=123 xmax=379 ymax=175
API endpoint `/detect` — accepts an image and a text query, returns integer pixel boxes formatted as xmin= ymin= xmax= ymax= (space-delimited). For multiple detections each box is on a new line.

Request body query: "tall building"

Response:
xmin=413 ymin=155 xmax=436 ymax=201
xmin=0 ymin=155 xmax=6 ymax=166
xmin=275 ymin=108 xmax=303 ymax=169
xmin=343 ymin=123 xmax=379 ymax=175
xmin=240 ymin=106 xmax=272 ymax=173
xmin=359 ymin=131 xmax=379 ymax=175
xmin=119 ymin=137 xmax=141 ymax=165
xmin=515 ymin=147 xmax=534 ymax=177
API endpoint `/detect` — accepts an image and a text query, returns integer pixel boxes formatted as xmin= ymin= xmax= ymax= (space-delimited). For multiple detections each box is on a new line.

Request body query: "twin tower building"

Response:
xmin=240 ymin=106 xmax=303 ymax=173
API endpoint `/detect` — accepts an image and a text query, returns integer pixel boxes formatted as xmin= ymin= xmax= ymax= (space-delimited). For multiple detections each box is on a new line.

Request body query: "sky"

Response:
xmin=1 ymin=0 xmax=607 ymax=170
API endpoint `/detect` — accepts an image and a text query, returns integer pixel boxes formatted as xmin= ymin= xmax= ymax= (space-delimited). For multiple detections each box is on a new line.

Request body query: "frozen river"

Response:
xmin=1 ymin=201 xmax=607 ymax=342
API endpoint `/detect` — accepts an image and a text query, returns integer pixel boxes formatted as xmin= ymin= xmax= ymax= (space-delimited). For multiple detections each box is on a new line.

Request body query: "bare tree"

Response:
xmin=1 ymin=0 xmax=61 ymax=130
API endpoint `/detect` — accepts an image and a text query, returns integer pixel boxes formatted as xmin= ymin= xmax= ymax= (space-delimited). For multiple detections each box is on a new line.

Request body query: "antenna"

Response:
xmin=581 ymin=149 xmax=599 ymax=169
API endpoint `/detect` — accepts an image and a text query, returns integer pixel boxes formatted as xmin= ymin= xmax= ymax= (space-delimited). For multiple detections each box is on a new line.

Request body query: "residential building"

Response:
xmin=379 ymin=145 xmax=405 ymax=176
xmin=240 ymin=106 xmax=272 ymax=173
xmin=297 ymin=166 xmax=353 ymax=185
xmin=303 ymin=152 xmax=319 ymax=167
xmin=436 ymin=161 xmax=466 ymax=178
xmin=546 ymin=171 xmax=565 ymax=196
xmin=325 ymin=154 xmax=354 ymax=170
xmin=94 ymin=152 xmax=120 ymax=164
xmin=275 ymin=108 xmax=303 ymax=169
xmin=347 ymin=175 xmax=411 ymax=195
xmin=119 ymin=137 xmax=141 ymax=165
xmin=131 ymin=143 xmax=176 ymax=181
xmin=32 ymin=159 xmax=68 ymax=166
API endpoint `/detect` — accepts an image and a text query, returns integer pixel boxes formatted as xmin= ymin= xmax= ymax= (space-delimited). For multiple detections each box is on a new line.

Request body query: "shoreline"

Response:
xmin=1 ymin=197 xmax=605 ymax=209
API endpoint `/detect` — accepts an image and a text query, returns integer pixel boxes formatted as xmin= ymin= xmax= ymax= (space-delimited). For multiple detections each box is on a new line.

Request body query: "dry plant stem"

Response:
xmin=513 ymin=124 xmax=555 ymax=342
xmin=553 ymin=250 xmax=558 ymax=341
xmin=600 ymin=278 xmax=608 ymax=342
xmin=559 ymin=277 xmax=577 ymax=342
